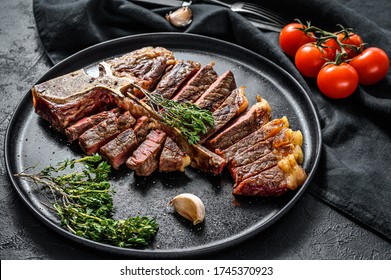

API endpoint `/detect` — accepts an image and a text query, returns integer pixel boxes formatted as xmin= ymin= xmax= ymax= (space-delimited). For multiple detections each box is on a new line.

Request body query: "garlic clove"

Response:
xmin=165 ymin=6 xmax=193 ymax=28
xmin=168 ymin=193 xmax=205 ymax=225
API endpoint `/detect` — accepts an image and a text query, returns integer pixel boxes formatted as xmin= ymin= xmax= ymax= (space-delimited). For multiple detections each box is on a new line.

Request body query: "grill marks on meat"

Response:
xmin=31 ymin=46 xmax=308 ymax=197
xmin=82 ymin=115 xmax=153 ymax=171
xmin=79 ymin=111 xmax=136 ymax=155
xmin=65 ymin=108 xmax=120 ymax=141
xmin=153 ymin=61 xmax=201 ymax=99
xmin=225 ymin=121 xmax=306 ymax=197
xmin=232 ymin=165 xmax=290 ymax=196
xmin=233 ymin=154 xmax=307 ymax=196
xmin=216 ymin=117 xmax=289 ymax=164
xmin=231 ymin=141 xmax=302 ymax=183
xmin=207 ymin=97 xmax=272 ymax=151
xmin=126 ymin=130 xmax=167 ymax=176
xmin=172 ymin=62 xmax=218 ymax=103
xmin=194 ymin=70 xmax=236 ymax=112
xmin=200 ymin=86 xmax=248 ymax=143
xmin=159 ymin=137 xmax=191 ymax=172
xmin=105 ymin=46 xmax=175 ymax=95
xmin=229 ymin=127 xmax=293 ymax=168
xmin=100 ymin=128 xmax=138 ymax=170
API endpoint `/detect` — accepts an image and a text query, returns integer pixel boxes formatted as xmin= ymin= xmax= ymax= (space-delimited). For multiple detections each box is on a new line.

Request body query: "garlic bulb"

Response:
xmin=168 ymin=193 xmax=205 ymax=225
xmin=165 ymin=6 xmax=193 ymax=28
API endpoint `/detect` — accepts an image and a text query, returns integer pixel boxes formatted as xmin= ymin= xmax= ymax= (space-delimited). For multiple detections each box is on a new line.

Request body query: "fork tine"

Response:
xmin=241 ymin=3 xmax=288 ymax=26
xmin=246 ymin=15 xmax=284 ymax=28
xmin=249 ymin=20 xmax=283 ymax=32
xmin=235 ymin=8 xmax=284 ymax=26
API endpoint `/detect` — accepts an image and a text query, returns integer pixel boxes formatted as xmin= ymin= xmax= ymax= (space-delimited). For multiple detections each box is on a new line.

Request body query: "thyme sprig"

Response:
xmin=15 ymin=154 xmax=158 ymax=247
xmin=131 ymin=83 xmax=215 ymax=145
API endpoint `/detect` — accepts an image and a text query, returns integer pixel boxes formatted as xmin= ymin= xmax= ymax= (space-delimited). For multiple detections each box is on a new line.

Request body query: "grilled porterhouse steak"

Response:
xmin=31 ymin=46 xmax=307 ymax=196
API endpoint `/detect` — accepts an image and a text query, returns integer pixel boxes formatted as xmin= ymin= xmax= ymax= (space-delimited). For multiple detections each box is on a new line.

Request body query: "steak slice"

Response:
xmin=233 ymin=155 xmax=307 ymax=196
xmin=207 ymin=96 xmax=272 ymax=151
xmin=200 ymin=86 xmax=248 ymax=143
xmin=65 ymin=108 xmax=120 ymax=141
xmin=104 ymin=46 xmax=176 ymax=95
xmin=152 ymin=61 xmax=201 ymax=99
xmin=172 ymin=62 xmax=218 ymax=103
xmin=216 ymin=117 xmax=289 ymax=163
xmin=100 ymin=128 xmax=138 ymax=170
xmin=231 ymin=144 xmax=296 ymax=182
xmin=126 ymin=130 xmax=167 ymax=176
xmin=229 ymin=127 xmax=293 ymax=168
xmin=33 ymin=86 xmax=118 ymax=132
xmin=159 ymin=137 xmax=191 ymax=172
xmin=194 ymin=70 xmax=236 ymax=112
xmin=133 ymin=116 xmax=151 ymax=143
xmin=79 ymin=111 xmax=136 ymax=155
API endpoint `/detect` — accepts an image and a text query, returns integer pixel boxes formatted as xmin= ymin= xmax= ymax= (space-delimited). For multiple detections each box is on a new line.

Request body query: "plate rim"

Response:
xmin=4 ymin=32 xmax=322 ymax=258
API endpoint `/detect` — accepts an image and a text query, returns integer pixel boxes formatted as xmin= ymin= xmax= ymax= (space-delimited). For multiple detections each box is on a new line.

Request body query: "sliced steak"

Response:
xmin=233 ymin=154 xmax=307 ymax=196
xmin=159 ymin=137 xmax=191 ymax=172
xmin=65 ymin=108 xmax=120 ymax=141
xmin=100 ymin=128 xmax=138 ymax=170
xmin=153 ymin=61 xmax=201 ymax=99
xmin=133 ymin=116 xmax=151 ymax=143
xmin=126 ymin=130 xmax=167 ymax=176
xmin=172 ymin=62 xmax=218 ymax=103
xmin=33 ymin=86 xmax=118 ymax=132
xmin=79 ymin=111 xmax=136 ymax=155
xmin=104 ymin=46 xmax=175 ymax=95
xmin=194 ymin=70 xmax=236 ymax=112
xmin=229 ymin=128 xmax=294 ymax=168
xmin=216 ymin=117 xmax=289 ymax=163
xmin=231 ymin=151 xmax=279 ymax=182
xmin=207 ymin=97 xmax=272 ymax=151
xmin=230 ymin=144 xmax=295 ymax=182
xmin=233 ymin=165 xmax=289 ymax=196
xmin=200 ymin=86 xmax=248 ymax=143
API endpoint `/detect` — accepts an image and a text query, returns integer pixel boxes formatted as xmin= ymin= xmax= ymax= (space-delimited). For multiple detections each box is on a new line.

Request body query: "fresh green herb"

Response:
xmin=131 ymin=83 xmax=215 ymax=145
xmin=15 ymin=154 xmax=158 ymax=247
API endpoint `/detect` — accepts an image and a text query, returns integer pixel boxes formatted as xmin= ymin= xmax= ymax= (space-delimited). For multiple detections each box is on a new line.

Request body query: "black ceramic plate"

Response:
xmin=5 ymin=33 xmax=321 ymax=257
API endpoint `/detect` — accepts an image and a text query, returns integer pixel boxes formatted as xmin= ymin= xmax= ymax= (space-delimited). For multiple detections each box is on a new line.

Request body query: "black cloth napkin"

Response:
xmin=33 ymin=0 xmax=391 ymax=240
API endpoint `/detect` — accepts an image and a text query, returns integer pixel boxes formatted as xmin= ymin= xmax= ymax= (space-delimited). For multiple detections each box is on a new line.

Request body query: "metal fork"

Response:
xmin=200 ymin=0 xmax=288 ymax=32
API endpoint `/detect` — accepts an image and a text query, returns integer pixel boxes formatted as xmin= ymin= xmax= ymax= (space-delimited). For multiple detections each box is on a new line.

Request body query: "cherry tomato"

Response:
xmin=295 ymin=43 xmax=333 ymax=78
xmin=338 ymin=32 xmax=364 ymax=59
xmin=323 ymin=37 xmax=339 ymax=61
xmin=317 ymin=63 xmax=359 ymax=99
xmin=279 ymin=23 xmax=315 ymax=57
xmin=349 ymin=47 xmax=389 ymax=85
xmin=323 ymin=33 xmax=363 ymax=60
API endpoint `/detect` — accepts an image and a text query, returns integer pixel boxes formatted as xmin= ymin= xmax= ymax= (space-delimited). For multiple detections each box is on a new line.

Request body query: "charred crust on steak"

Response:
xmin=194 ymin=70 xmax=236 ymax=112
xmin=152 ymin=60 xmax=201 ymax=99
xmin=200 ymin=86 xmax=248 ymax=143
xmin=78 ymin=111 xmax=136 ymax=155
xmin=207 ymin=96 xmax=272 ymax=151
xmin=159 ymin=137 xmax=191 ymax=172
xmin=172 ymin=62 xmax=218 ymax=103
xmin=126 ymin=129 xmax=167 ymax=176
